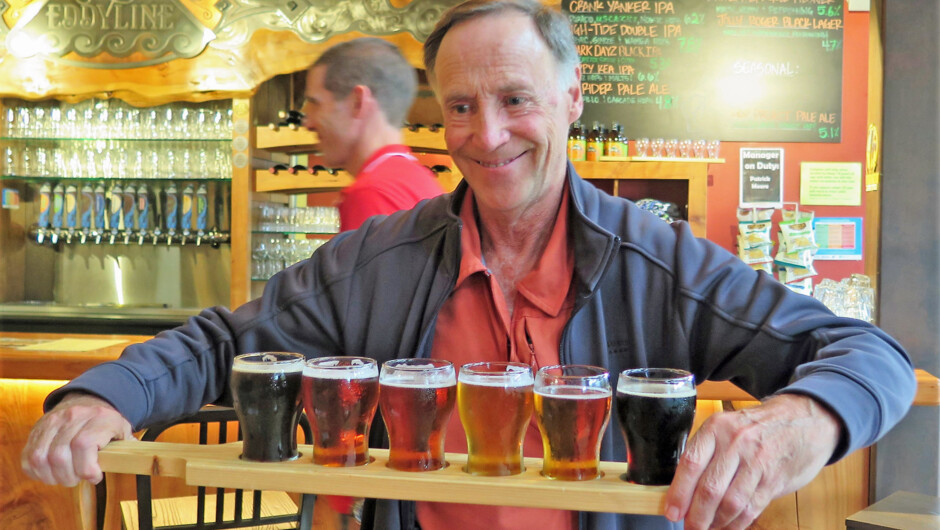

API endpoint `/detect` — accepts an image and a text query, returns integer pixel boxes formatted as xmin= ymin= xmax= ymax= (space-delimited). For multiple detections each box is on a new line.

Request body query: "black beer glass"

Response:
xmin=230 ymin=352 xmax=306 ymax=462
xmin=616 ymin=368 xmax=696 ymax=485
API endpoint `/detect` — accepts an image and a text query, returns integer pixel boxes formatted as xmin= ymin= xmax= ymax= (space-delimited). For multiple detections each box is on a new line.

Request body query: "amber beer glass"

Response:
xmin=230 ymin=352 xmax=305 ymax=462
xmin=534 ymin=365 xmax=612 ymax=480
xmin=302 ymin=356 xmax=379 ymax=466
xmin=379 ymin=359 xmax=457 ymax=471
xmin=616 ymin=368 xmax=696 ymax=485
xmin=457 ymin=362 xmax=534 ymax=476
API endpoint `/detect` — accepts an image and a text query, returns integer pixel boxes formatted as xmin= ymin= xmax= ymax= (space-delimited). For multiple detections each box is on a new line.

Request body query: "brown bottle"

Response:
xmin=606 ymin=123 xmax=629 ymax=158
xmin=567 ymin=121 xmax=586 ymax=161
xmin=586 ymin=121 xmax=604 ymax=161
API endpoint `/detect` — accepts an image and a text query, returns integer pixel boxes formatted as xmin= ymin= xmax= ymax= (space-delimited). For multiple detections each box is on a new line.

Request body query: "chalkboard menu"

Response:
xmin=563 ymin=0 xmax=844 ymax=143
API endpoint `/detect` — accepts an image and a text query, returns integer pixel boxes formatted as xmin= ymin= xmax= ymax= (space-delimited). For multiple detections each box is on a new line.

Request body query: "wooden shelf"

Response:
xmin=254 ymin=169 xmax=354 ymax=194
xmin=256 ymin=126 xmax=448 ymax=154
xmin=573 ymin=160 xmax=709 ymax=237
xmin=99 ymin=441 xmax=667 ymax=516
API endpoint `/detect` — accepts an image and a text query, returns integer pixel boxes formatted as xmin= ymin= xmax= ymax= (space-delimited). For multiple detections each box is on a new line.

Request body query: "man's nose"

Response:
xmin=471 ymin=107 xmax=509 ymax=151
xmin=300 ymin=105 xmax=315 ymax=131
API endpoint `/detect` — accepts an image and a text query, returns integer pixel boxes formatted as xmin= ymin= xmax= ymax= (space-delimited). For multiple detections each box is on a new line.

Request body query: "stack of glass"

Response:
xmin=813 ymin=274 xmax=876 ymax=323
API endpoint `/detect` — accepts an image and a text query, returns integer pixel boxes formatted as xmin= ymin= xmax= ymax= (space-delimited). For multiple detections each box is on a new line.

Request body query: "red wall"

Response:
xmin=704 ymin=7 xmax=869 ymax=283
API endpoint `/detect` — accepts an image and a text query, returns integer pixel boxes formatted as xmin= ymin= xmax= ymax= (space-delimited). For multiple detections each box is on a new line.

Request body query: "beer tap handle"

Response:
xmin=65 ymin=184 xmax=78 ymax=245
xmin=51 ymin=184 xmax=64 ymax=245
xmin=165 ymin=183 xmax=179 ymax=246
xmin=195 ymin=183 xmax=208 ymax=247
xmin=80 ymin=183 xmax=93 ymax=245
xmin=93 ymin=182 xmax=106 ymax=245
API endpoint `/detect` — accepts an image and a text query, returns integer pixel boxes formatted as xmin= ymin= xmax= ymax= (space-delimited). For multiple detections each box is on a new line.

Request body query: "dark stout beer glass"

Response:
xmin=379 ymin=359 xmax=457 ymax=471
xmin=616 ymin=368 xmax=696 ymax=485
xmin=457 ymin=362 xmax=534 ymax=476
xmin=230 ymin=352 xmax=305 ymax=462
xmin=534 ymin=365 xmax=611 ymax=481
xmin=302 ymin=356 xmax=379 ymax=467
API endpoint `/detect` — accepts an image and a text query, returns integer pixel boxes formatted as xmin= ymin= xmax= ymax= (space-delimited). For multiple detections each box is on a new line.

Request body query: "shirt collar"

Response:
xmin=359 ymin=144 xmax=414 ymax=174
xmin=455 ymin=185 xmax=574 ymax=317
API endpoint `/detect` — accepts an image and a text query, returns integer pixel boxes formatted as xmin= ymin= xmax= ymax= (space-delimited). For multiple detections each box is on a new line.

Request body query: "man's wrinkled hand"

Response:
xmin=21 ymin=393 xmax=135 ymax=487
xmin=664 ymin=393 xmax=841 ymax=530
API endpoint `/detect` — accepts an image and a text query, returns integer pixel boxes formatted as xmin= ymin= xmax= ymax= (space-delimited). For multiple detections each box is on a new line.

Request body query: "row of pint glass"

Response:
xmin=2 ymin=140 xmax=232 ymax=180
xmin=634 ymin=138 xmax=721 ymax=159
xmin=230 ymin=353 xmax=697 ymax=486
xmin=2 ymin=98 xmax=233 ymax=140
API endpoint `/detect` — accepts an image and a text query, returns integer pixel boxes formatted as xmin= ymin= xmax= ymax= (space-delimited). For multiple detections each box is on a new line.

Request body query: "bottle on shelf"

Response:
xmin=269 ymin=109 xmax=304 ymax=131
xmin=269 ymin=164 xmax=289 ymax=174
xmin=586 ymin=121 xmax=605 ymax=161
xmin=567 ymin=121 xmax=586 ymax=161
xmin=605 ymin=122 xmax=627 ymax=158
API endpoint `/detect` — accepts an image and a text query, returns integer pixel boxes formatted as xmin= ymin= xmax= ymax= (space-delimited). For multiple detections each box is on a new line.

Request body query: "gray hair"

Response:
xmin=314 ymin=38 xmax=417 ymax=127
xmin=423 ymin=0 xmax=580 ymax=85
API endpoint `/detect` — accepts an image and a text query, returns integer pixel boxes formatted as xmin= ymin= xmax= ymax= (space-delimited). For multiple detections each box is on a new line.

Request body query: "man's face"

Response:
xmin=432 ymin=13 xmax=582 ymax=217
xmin=301 ymin=65 xmax=357 ymax=169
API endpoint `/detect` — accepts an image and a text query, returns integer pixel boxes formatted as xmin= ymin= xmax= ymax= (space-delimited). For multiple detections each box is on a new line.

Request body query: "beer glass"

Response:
xmin=457 ymin=362 xmax=534 ymax=476
xmin=616 ymin=368 xmax=696 ymax=485
xmin=302 ymin=356 xmax=379 ymax=467
xmin=379 ymin=359 xmax=457 ymax=471
xmin=534 ymin=365 xmax=611 ymax=481
xmin=230 ymin=352 xmax=305 ymax=462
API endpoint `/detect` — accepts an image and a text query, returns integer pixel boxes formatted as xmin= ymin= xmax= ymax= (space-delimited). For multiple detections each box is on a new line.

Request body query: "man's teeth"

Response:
xmin=477 ymin=157 xmax=516 ymax=168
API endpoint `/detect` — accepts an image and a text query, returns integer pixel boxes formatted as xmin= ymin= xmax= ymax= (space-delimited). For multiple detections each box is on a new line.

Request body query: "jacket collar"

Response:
xmin=443 ymin=162 xmax=620 ymax=299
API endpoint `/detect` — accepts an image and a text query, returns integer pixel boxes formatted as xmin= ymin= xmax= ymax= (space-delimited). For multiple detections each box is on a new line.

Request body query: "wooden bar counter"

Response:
xmin=2 ymin=331 xmax=937 ymax=530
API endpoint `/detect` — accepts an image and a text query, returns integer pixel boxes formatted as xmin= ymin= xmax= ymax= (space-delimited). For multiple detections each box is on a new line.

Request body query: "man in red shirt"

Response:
xmin=300 ymin=38 xmax=444 ymax=232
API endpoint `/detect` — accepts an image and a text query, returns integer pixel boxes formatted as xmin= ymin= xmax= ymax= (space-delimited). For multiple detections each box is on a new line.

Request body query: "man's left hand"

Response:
xmin=664 ymin=393 xmax=841 ymax=530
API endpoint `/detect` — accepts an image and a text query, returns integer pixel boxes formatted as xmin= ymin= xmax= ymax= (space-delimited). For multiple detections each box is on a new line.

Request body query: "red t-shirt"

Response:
xmin=339 ymin=145 xmax=444 ymax=231
xmin=418 ymin=187 xmax=577 ymax=530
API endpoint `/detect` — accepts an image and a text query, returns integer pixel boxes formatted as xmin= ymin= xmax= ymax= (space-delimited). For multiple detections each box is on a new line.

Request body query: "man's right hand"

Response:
xmin=21 ymin=393 xmax=135 ymax=487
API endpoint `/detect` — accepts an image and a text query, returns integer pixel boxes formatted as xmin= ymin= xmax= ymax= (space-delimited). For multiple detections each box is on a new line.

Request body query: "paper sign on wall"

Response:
xmin=740 ymin=148 xmax=784 ymax=208
xmin=813 ymin=217 xmax=863 ymax=260
xmin=800 ymin=162 xmax=862 ymax=205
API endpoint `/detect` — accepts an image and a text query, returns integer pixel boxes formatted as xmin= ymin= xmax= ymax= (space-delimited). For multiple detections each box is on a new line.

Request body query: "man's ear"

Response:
xmin=567 ymin=64 xmax=584 ymax=124
xmin=350 ymin=85 xmax=371 ymax=119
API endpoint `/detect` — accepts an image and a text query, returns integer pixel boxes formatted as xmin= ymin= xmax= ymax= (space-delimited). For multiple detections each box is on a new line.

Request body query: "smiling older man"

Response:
xmin=23 ymin=2 xmax=915 ymax=530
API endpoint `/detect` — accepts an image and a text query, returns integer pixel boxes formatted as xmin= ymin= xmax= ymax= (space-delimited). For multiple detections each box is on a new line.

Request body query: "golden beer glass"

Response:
xmin=379 ymin=359 xmax=457 ymax=471
xmin=534 ymin=365 xmax=611 ymax=480
xmin=302 ymin=356 xmax=379 ymax=466
xmin=457 ymin=362 xmax=534 ymax=476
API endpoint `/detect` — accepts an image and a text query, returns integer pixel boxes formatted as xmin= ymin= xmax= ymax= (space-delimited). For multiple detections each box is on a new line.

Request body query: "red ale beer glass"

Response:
xmin=457 ymin=362 xmax=534 ymax=476
xmin=379 ymin=359 xmax=457 ymax=471
xmin=302 ymin=356 xmax=379 ymax=466
xmin=534 ymin=365 xmax=611 ymax=480
xmin=616 ymin=368 xmax=696 ymax=485
xmin=230 ymin=352 xmax=305 ymax=462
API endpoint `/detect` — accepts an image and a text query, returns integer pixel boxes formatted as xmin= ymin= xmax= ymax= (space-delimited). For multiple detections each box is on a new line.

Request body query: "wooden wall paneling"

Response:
xmin=229 ymin=99 xmax=253 ymax=309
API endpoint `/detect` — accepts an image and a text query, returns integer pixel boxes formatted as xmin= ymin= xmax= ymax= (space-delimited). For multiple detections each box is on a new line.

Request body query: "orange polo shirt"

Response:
xmin=417 ymin=187 xmax=577 ymax=530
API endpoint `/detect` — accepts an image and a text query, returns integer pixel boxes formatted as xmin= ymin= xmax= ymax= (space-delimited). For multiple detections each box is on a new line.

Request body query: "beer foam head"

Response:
xmin=616 ymin=381 xmax=697 ymax=398
xmin=459 ymin=363 xmax=534 ymax=387
xmin=535 ymin=386 xmax=611 ymax=398
xmin=304 ymin=356 xmax=378 ymax=379
xmin=381 ymin=359 xmax=456 ymax=387
xmin=233 ymin=352 xmax=304 ymax=373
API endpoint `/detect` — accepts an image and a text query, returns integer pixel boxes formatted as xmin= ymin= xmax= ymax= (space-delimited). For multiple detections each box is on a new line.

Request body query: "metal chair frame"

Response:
xmin=130 ymin=405 xmax=315 ymax=530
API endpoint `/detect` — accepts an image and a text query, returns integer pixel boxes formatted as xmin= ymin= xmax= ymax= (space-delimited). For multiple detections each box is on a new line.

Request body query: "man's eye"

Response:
xmin=452 ymin=104 xmax=470 ymax=114
xmin=507 ymin=96 xmax=525 ymax=106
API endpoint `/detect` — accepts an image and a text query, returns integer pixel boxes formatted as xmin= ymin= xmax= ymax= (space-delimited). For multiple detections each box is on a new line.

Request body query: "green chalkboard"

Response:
xmin=563 ymin=0 xmax=844 ymax=143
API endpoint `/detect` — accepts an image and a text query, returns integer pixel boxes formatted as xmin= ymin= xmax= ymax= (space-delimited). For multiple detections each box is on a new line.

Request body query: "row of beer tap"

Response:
xmin=31 ymin=181 xmax=230 ymax=247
